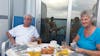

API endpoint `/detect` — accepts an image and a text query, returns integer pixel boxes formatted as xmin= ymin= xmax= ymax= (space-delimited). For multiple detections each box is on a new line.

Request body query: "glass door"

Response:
xmin=41 ymin=0 xmax=68 ymax=45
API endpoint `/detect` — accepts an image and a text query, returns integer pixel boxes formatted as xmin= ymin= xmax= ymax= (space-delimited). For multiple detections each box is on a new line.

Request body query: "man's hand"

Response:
xmin=31 ymin=37 xmax=36 ymax=42
xmin=6 ymin=32 xmax=16 ymax=46
xmin=12 ymin=42 xmax=16 ymax=46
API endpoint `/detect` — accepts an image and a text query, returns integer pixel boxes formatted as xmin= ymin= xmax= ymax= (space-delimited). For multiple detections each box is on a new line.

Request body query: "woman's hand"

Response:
xmin=75 ymin=48 xmax=86 ymax=53
xmin=75 ymin=48 xmax=100 ymax=56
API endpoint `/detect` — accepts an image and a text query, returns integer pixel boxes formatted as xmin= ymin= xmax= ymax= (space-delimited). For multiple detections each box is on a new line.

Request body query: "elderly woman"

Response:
xmin=72 ymin=10 xmax=100 ymax=56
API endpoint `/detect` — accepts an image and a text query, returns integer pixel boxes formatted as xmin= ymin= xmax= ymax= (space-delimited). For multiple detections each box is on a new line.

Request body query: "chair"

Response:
xmin=1 ymin=16 xmax=35 ymax=56
xmin=12 ymin=16 xmax=35 ymax=27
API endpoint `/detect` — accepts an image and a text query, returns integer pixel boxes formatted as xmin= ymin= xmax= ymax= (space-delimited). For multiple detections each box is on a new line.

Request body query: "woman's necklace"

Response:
xmin=84 ymin=26 xmax=93 ymax=37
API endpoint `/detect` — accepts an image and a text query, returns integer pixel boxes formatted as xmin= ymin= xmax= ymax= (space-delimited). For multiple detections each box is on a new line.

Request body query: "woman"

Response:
xmin=73 ymin=10 xmax=100 ymax=56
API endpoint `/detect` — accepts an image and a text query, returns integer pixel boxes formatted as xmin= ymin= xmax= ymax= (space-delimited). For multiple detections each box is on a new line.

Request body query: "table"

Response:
xmin=6 ymin=43 xmax=86 ymax=56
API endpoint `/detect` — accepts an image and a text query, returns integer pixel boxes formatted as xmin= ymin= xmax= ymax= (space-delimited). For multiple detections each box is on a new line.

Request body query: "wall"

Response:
xmin=0 ymin=0 xmax=8 ymax=15
xmin=41 ymin=2 xmax=47 ymax=19
xmin=26 ymin=0 xmax=41 ymax=33
xmin=0 ymin=0 xmax=9 ymax=53
xmin=0 ymin=19 xmax=8 ymax=42
xmin=13 ymin=0 xmax=26 ymax=16
xmin=35 ymin=0 xmax=41 ymax=33
xmin=97 ymin=0 xmax=100 ymax=27
xmin=26 ymin=0 xmax=36 ymax=17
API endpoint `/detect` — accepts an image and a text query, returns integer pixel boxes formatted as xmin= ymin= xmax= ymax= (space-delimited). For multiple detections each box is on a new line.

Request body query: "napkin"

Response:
xmin=70 ymin=42 xmax=78 ymax=51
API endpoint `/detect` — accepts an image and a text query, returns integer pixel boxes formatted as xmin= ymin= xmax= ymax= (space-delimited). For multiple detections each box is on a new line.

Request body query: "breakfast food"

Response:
xmin=27 ymin=51 xmax=41 ymax=56
xmin=56 ymin=49 xmax=69 ymax=56
xmin=41 ymin=46 xmax=54 ymax=54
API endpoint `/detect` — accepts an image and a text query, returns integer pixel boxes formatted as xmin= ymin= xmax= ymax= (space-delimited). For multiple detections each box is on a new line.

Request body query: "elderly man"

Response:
xmin=7 ymin=14 xmax=40 ymax=45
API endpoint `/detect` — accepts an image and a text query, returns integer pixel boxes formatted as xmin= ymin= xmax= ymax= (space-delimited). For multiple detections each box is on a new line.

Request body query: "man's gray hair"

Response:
xmin=80 ymin=10 xmax=96 ymax=25
xmin=24 ymin=14 xmax=33 ymax=19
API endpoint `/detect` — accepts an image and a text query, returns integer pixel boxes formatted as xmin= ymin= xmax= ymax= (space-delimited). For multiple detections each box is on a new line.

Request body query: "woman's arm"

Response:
xmin=62 ymin=35 xmax=79 ymax=50
xmin=72 ymin=34 xmax=79 ymax=42
xmin=76 ymin=44 xmax=100 ymax=56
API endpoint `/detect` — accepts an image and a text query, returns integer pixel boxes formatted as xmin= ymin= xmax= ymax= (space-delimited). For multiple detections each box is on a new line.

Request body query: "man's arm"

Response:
xmin=6 ymin=32 xmax=16 ymax=45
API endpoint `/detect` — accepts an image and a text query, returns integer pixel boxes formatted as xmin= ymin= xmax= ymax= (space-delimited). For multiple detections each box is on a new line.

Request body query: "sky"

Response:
xmin=42 ymin=0 xmax=97 ymax=19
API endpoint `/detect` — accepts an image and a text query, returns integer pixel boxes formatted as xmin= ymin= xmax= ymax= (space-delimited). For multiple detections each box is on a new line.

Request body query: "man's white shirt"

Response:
xmin=9 ymin=24 xmax=39 ymax=45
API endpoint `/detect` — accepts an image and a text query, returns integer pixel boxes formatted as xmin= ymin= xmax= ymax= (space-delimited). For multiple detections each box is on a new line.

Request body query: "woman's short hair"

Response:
xmin=81 ymin=10 xmax=93 ymax=18
xmin=80 ymin=10 xmax=96 ymax=25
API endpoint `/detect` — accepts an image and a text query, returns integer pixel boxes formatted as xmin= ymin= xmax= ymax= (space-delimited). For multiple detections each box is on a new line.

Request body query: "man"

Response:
xmin=70 ymin=17 xmax=81 ymax=43
xmin=6 ymin=14 xmax=40 ymax=45
xmin=48 ymin=17 xmax=57 ymax=40
xmin=48 ymin=17 xmax=65 ymax=42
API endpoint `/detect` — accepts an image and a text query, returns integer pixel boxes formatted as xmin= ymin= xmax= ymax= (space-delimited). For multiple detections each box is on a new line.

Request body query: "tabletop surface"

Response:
xmin=6 ymin=43 xmax=86 ymax=56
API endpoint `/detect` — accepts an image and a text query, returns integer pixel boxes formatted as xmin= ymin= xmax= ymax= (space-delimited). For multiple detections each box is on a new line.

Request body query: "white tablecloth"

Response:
xmin=6 ymin=43 xmax=86 ymax=56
